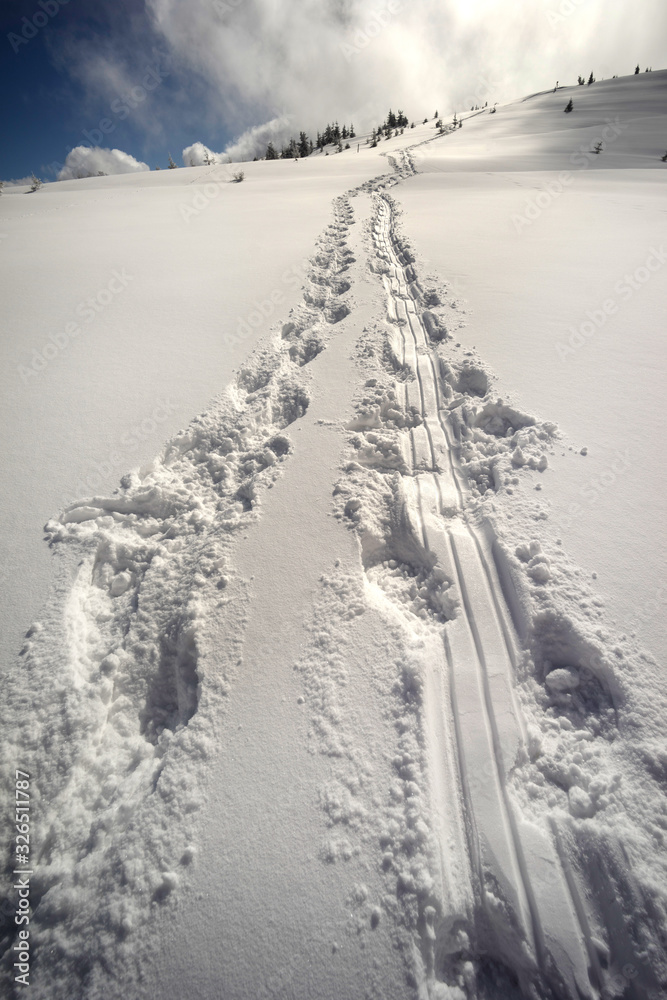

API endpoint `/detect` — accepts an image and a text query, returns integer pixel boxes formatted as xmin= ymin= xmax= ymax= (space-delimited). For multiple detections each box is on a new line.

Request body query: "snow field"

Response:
xmin=0 ymin=149 xmax=393 ymax=680
xmin=0 ymin=192 xmax=378 ymax=998
xmin=1 ymin=70 xmax=666 ymax=1000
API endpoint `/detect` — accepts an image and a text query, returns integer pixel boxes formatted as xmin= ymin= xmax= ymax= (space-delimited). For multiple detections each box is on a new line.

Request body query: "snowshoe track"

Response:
xmin=0 ymin=197 xmax=356 ymax=1000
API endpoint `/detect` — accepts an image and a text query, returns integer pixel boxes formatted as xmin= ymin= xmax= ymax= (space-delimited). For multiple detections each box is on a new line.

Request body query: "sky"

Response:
xmin=0 ymin=0 xmax=665 ymax=180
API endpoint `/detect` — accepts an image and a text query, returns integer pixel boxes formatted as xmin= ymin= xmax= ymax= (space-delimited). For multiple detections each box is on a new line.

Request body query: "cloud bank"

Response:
xmin=145 ymin=0 xmax=667 ymax=159
xmin=181 ymin=141 xmax=232 ymax=166
xmin=58 ymin=147 xmax=150 ymax=180
xmin=223 ymin=115 xmax=294 ymax=162
xmin=182 ymin=115 xmax=295 ymax=164
xmin=45 ymin=0 xmax=667 ymax=163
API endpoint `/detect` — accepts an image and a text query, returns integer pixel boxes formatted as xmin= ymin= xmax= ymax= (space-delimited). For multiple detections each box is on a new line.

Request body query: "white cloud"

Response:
xmin=183 ymin=115 xmax=298 ymax=164
xmin=2 ymin=176 xmax=43 ymax=188
xmin=144 ymin=0 xmax=667 ymax=151
xmin=48 ymin=1 xmax=667 ymax=164
xmin=224 ymin=115 xmax=294 ymax=162
xmin=181 ymin=142 xmax=227 ymax=167
xmin=58 ymin=147 xmax=150 ymax=181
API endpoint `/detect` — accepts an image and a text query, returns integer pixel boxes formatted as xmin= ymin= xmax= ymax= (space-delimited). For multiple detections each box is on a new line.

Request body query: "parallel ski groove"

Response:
xmin=371 ymin=192 xmax=595 ymax=999
xmin=448 ymin=530 xmax=546 ymax=968
xmin=375 ymin=192 xmax=539 ymax=950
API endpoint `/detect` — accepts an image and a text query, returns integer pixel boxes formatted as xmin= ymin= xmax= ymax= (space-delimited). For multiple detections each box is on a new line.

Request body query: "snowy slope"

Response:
xmin=1 ymin=72 xmax=666 ymax=1000
xmin=0 ymin=152 xmax=391 ymax=676
xmin=401 ymin=70 xmax=667 ymax=670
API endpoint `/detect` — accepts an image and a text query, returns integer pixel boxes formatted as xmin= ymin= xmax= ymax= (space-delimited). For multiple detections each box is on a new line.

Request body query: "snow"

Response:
xmin=399 ymin=72 xmax=667 ymax=668
xmin=1 ymin=71 xmax=666 ymax=1000
xmin=0 ymin=153 xmax=387 ymax=675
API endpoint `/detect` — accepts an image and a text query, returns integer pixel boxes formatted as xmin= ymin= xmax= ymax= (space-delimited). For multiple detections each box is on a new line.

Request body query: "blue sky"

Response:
xmin=1 ymin=0 xmax=665 ymax=180
xmin=0 ymin=0 xmax=232 ymax=180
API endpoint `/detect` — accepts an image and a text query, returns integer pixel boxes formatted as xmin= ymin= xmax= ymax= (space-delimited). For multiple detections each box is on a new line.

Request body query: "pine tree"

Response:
xmin=592 ymin=141 xmax=603 ymax=154
xmin=635 ymin=65 xmax=640 ymax=74
xmin=349 ymin=124 xmax=356 ymax=138
xmin=281 ymin=138 xmax=298 ymax=159
xmin=564 ymin=99 xmax=574 ymax=113
xmin=28 ymin=174 xmax=42 ymax=192
xmin=661 ymin=151 xmax=667 ymax=162
xmin=265 ymin=142 xmax=278 ymax=160
xmin=587 ymin=72 xmax=595 ymax=85
xmin=298 ymin=131 xmax=310 ymax=158
xmin=578 ymin=76 xmax=585 ymax=85
xmin=168 ymin=153 xmax=178 ymax=169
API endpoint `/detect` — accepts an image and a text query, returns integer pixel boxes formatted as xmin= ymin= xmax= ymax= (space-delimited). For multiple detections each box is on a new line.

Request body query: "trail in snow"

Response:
xmin=333 ymin=158 xmax=667 ymax=997
xmin=359 ymin=191 xmax=591 ymax=997
xmin=0 ymin=196 xmax=357 ymax=1000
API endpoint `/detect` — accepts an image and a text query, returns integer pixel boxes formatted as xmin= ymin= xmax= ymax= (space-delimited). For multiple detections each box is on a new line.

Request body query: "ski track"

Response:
xmin=2 ymin=127 xmax=666 ymax=1000
xmin=335 ymin=139 xmax=666 ymax=999
xmin=362 ymin=188 xmax=593 ymax=999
